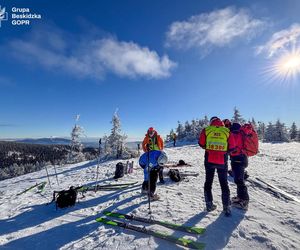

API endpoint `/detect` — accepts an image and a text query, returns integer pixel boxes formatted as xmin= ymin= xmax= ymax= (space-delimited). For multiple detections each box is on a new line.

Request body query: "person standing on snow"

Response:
xmin=229 ymin=122 xmax=250 ymax=210
xmin=223 ymin=119 xmax=232 ymax=129
xmin=139 ymin=150 xmax=168 ymax=200
xmin=172 ymin=133 xmax=177 ymax=147
xmin=142 ymin=127 xmax=165 ymax=183
xmin=199 ymin=116 xmax=236 ymax=216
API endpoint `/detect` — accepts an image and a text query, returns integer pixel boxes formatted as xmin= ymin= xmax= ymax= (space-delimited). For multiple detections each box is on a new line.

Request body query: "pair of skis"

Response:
xmin=17 ymin=181 xmax=47 ymax=196
xmin=77 ymin=181 xmax=138 ymax=192
xmin=96 ymin=211 xmax=206 ymax=249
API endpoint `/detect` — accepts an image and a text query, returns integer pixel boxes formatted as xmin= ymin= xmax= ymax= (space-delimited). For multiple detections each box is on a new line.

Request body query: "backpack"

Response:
xmin=240 ymin=123 xmax=259 ymax=156
xmin=168 ymin=169 xmax=181 ymax=182
xmin=53 ymin=187 xmax=77 ymax=209
xmin=114 ymin=162 xmax=125 ymax=179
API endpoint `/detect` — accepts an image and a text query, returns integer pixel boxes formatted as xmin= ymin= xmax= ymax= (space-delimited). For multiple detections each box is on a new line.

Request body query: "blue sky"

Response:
xmin=0 ymin=0 xmax=300 ymax=140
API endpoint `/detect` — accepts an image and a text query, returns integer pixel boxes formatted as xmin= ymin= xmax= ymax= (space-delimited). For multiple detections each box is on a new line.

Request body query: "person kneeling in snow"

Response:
xmin=139 ymin=150 xmax=168 ymax=201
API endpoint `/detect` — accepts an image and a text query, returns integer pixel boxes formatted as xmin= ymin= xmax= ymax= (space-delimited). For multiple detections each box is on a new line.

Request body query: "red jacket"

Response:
xmin=199 ymin=119 xmax=236 ymax=165
xmin=230 ymin=131 xmax=245 ymax=157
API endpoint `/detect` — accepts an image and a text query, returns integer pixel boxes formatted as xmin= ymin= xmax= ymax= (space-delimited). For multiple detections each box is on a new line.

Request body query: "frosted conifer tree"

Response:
xmin=250 ymin=118 xmax=257 ymax=131
xmin=232 ymin=107 xmax=246 ymax=124
xmin=176 ymin=121 xmax=185 ymax=140
xmin=257 ymin=121 xmax=266 ymax=141
xmin=264 ymin=122 xmax=275 ymax=142
xmin=69 ymin=115 xmax=85 ymax=162
xmin=106 ymin=110 xmax=127 ymax=158
xmin=289 ymin=122 xmax=298 ymax=140
xmin=274 ymin=119 xmax=289 ymax=142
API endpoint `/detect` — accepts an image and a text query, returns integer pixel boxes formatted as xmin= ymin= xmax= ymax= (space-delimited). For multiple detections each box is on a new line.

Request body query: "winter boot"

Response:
xmin=231 ymin=196 xmax=241 ymax=203
xmin=150 ymin=193 xmax=160 ymax=201
xmin=206 ymin=202 xmax=217 ymax=212
xmin=223 ymin=206 xmax=232 ymax=217
xmin=232 ymin=199 xmax=249 ymax=210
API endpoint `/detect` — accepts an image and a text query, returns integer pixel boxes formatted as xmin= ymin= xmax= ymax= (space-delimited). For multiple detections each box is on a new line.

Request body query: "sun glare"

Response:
xmin=263 ymin=49 xmax=300 ymax=86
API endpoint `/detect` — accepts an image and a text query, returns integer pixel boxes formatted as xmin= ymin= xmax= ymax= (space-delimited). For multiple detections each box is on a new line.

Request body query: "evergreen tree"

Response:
xmin=257 ymin=121 xmax=266 ymax=141
xmin=264 ymin=122 xmax=275 ymax=142
xmin=250 ymin=118 xmax=257 ymax=131
xmin=232 ymin=107 xmax=246 ymax=124
xmin=176 ymin=121 xmax=185 ymax=140
xmin=290 ymin=122 xmax=298 ymax=140
xmin=274 ymin=119 xmax=289 ymax=142
xmin=69 ymin=116 xmax=85 ymax=162
xmin=106 ymin=110 xmax=127 ymax=158
xmin=184 ymin=121 xmax=192 ymax=140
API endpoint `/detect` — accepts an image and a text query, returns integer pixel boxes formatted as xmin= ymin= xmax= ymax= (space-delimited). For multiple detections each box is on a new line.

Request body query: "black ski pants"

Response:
xmin=142 ymin=167 xmax=160 ymax=194
xmin=204 ymin=163 xmax=230 ymax=207
xmin=231 ymin=154 xmax=249 ymax=201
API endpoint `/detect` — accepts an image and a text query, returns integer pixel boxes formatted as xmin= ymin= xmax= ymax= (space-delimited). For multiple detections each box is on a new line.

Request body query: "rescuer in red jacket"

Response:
xmin=199 ymin=116 xmax=236 ymax=216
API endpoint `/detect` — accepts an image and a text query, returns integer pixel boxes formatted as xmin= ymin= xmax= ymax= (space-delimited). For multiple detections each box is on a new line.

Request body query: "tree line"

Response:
xmin=0 ymin=141 xmax=98 ymax=181
xmin=166 ymin=107 xmax=300 ymax=143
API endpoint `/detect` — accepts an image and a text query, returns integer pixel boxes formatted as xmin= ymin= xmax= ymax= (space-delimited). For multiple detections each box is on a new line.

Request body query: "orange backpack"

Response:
xmin=240 ymin=123 xmax=259 ymax=156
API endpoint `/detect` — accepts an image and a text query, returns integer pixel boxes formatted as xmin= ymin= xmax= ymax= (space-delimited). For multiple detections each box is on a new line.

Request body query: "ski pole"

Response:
xmin=147 ymin=144 xmax=151 ymax=215
xmin=45 ymin=165 xmax=52 ymax=189
xmin=53 ymin=164 xmax=59 ymax=186
xmin=95 ymin=138 xmax=102 ymax=192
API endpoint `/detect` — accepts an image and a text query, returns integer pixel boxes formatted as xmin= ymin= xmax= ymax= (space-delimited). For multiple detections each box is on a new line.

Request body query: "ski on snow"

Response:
xmin=103 ymin=210 xmax=205 ymax=235
xmin=96 ymin=217 xmax=205 ymax=249
xmin=77 ymin=181 xmax=138 ymax=192
xmin=17 ymin=181 xmax=47 ymax=196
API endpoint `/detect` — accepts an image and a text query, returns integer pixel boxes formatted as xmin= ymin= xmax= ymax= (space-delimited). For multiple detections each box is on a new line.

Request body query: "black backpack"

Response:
xmin=114 ymin=162 xmax=125 ymax=179
xmin=168 ymin=169 xmax=181 ymax=182
xmin=53 ymin=187 xmax=78 ymax=209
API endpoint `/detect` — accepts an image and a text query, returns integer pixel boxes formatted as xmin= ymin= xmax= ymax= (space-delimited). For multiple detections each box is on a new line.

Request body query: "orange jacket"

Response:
xmin=142 ymin=134 xmax=164 ymax=152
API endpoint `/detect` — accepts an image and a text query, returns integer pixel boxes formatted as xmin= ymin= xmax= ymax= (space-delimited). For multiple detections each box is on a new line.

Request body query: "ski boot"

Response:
xmin=206 ymin=202 xmax=217 ymax=212
xmin=223 ymin=206 xmax=232 ymax=217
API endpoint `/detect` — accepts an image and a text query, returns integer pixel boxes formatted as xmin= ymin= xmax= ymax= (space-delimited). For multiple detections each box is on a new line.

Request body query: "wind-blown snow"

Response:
xmin=0 ymin=143 xmax=299 ymax=249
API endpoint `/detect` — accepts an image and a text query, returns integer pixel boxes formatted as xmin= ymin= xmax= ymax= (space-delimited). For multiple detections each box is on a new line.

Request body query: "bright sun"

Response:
xmin=264 ymin=49 xmax=300 ymax=85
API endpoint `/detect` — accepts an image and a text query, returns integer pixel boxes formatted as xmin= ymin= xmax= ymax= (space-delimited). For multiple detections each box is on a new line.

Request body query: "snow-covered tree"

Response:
xmin=106 ymin=110 xmax=127 ymax=158
xmin=265 ymin=120 xmax=289 ymax=142
xmin=69 ymin=115 xmax=85 ymax=162
xmin=232 ymin=107 xmax=246 ymax=124
xmin=257 ymin=121 xmax=265 ymax=141
xmin=274 ymin=119 xmax=289 ymax=142
xmin=250 ymin=118 xmax=257 ymax=131
xmin=176 ymin=121 xmax=185 ymax=140
xmin=289 ymin=122 xmax=298 ymax=141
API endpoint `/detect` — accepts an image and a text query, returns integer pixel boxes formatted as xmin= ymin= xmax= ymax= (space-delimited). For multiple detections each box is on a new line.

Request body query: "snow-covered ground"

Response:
xmin=0 ymin=143 xmax=300 ymax=250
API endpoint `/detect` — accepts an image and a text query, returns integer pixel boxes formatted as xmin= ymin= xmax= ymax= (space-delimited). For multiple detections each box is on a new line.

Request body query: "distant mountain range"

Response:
xmin=16 ymin=138 xmax=71 ymax=145
xmin=13 ymin=138 xmax=142 ymax=149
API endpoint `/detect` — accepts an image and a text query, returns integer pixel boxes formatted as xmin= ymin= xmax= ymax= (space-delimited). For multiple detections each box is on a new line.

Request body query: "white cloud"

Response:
xmin=166 ymin=6 xmax=266 ymax=55
xmin=256 ymin=23 xmax=300 ymax=57
xmin=8 ymin=27 xmax=176 ymax=80
xmin=95 ymin=39 xmax=176 ymax=78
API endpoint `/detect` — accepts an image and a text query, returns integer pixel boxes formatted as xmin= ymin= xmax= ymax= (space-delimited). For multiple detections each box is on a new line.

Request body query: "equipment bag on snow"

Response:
xmin=114 ymin=162 xmax=125 ymax=179
xmin=240 ymin=123 xmax=259 ymax=156
xmin=52 ymin=187 xmax=78 ymax=209
xmin=168 ymin=169 xmax=181 ymax=182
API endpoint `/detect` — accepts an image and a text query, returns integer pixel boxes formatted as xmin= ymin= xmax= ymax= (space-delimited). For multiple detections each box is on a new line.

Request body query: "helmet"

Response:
xmin=158 ymin=151 xmax=168 ymax=165
xmin=147 ymin=127 xmax=156 ymax=137
xmin=223 ymin=119 xmax=231 ymax=128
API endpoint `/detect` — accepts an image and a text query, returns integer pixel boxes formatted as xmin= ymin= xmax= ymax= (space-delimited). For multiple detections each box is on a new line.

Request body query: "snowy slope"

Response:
xmin=0 ymin=143 xmax=300 ymax=250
